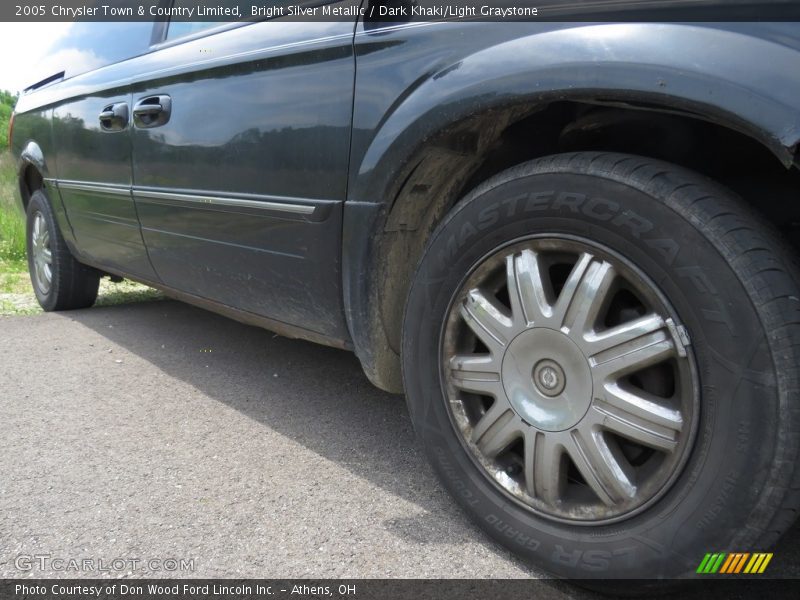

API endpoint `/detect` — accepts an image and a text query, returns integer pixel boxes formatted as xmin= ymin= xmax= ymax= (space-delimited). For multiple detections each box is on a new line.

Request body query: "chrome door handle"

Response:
xmin=133 ymin=95 xmax=171 ymax=128
xmin=99 ymin=102 xmax=128 ymax=131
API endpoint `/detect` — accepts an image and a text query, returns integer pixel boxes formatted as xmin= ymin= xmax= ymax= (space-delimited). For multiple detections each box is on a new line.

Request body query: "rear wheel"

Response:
xmin=403 ymin=152 xmax=800 ymax=579
xmin=26 ymin=189 xmax=99 ymax=311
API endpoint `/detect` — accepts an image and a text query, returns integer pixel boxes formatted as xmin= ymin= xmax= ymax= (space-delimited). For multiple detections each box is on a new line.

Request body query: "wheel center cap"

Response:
xmin=501 ymin=328 xmax=593 ymax=432
xmin=533 ymin=359 xmax=566 ymax=396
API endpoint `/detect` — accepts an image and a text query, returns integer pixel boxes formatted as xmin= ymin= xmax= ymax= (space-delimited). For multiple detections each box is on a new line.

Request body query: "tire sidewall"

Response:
xmin=403 ymin=167 xmax=778 ymax=578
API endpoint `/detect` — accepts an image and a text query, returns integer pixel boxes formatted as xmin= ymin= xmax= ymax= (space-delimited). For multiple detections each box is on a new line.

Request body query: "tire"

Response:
xmin=402 ymin=152 xmax=800 ymax=580
xmin=26 ymin=189 xmax=99 ymax=311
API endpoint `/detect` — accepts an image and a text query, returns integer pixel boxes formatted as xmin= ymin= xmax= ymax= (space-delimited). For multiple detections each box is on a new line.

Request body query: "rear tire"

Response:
xmin=26 ymin=189 xmax=99 ymax=311
xmin=402 ymin=152 xmax=800 ymax=580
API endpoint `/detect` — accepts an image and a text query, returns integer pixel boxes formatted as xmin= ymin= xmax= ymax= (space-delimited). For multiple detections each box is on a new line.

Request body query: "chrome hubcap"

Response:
xmin=442 ymin=236 xmax=697 ymax=523
xmin=31 ymin=212 xmax=52 ymax=295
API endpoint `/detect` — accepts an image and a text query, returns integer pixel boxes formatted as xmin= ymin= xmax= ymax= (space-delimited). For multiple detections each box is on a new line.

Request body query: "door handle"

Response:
xmin=99 ymin=102 xmax=128 ymax=131
xmin=133 ymin=95 xmax=171 ymax=128
xmin=133 ymin=105 xmax=163 ymax=116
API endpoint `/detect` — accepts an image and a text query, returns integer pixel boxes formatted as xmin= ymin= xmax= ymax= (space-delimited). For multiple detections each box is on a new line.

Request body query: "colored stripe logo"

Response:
xmin=696 ymin=552 xmax=773 ymax=574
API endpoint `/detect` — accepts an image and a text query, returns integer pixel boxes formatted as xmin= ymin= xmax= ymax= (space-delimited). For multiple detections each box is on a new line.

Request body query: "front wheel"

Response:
xmin=26 ymin=189 xmax=99 ymax=311
xmin=402 ymin=152 xmax=800 ymax=579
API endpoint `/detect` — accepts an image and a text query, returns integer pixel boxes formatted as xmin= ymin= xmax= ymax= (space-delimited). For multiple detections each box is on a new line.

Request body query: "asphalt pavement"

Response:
xmin=1 ymin=299 xmax=798 ymax=594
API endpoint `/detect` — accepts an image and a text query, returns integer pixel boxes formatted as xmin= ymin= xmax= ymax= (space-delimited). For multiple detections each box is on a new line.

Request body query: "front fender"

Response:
xmin=11 ymin=101 xmax=55 ymax=210
xmin=12 ymin=120 xmax=76 ymax=248
xmin=15 ymin=140 xmax=50 ymax=215
xmin=18 ymin=140 xmax=48 ymax=178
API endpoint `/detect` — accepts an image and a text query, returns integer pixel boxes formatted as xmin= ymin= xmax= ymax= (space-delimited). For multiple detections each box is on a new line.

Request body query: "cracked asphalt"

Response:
xmin=1 ymin=299 xmax=798 ymax=595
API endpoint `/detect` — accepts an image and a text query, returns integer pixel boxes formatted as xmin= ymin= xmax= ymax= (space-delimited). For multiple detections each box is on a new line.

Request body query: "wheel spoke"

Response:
xmin=567 ymin=428 xmax=636 ymax=506
xmin=524 ymin=430 xmax=565 ymax=506
xmin=460 ymin=289 xmax=513 ymax=355
xmin=590 ymin=320 xmax=675 ymax=380
xmin=506 ymin=250 xmax=552 ymax=327
xmin=37 ymin=262 xmax=47 ymax=290
xmin=586 ymin=314 xmax=666 ymax=353
xmin=552 ymin=253 xmax=616 ymax=335
xmin=595 ymin=383 xmax=683 ymax=451
xmin=449 ymin=354 xmax=503 ymax=397
xmin=471 ymin=398 xmax=513 ymax=442
xmin=474 ymin=408 xmax=523 ymax=457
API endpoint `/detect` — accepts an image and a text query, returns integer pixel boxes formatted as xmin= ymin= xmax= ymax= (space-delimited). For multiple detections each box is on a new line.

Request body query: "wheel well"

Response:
xmin=368 ymin=100 xmax=800 ymax=392
xmin=20 ymin=163 xmax=43 ymax=210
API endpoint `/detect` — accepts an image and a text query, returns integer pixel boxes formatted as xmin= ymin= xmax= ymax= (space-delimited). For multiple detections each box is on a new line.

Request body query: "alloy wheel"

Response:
xmin=441 ymin=236 xmax=698 ymax=523
xmin=31 ymin=211 xmax=53 ymax=296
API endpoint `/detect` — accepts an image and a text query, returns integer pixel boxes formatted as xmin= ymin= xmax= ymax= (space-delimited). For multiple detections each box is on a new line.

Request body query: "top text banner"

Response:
xmin=4 ymin=0 xmax=800 ymax=22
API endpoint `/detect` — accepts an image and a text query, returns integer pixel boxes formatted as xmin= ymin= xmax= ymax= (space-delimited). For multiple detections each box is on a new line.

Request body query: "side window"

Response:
xmin=33 ymin=20 xmax=153 ymax=83
xmin=165 ymin=0 xmax=246 ymax=41
xmin=164 ymin=1 xmax=304 ymax=41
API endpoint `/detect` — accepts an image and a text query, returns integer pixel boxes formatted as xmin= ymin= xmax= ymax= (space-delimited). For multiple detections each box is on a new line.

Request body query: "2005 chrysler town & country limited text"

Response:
xmin=9 ymin=0 xmax=800 ymax=581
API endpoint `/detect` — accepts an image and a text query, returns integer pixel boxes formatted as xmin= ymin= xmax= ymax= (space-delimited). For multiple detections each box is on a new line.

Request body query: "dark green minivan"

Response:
xmin=10 ymin=2 xmax=800 ymax=580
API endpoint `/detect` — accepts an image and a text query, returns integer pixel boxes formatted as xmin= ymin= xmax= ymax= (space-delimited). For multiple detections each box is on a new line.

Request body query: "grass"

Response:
xmin=0 ymin=150 xmax=163 ymax=316
xmin=0 ymin=152 xmax=25 ymax=266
